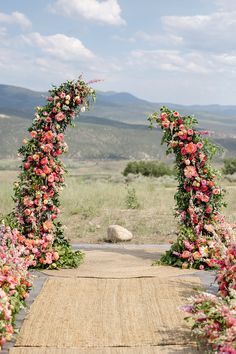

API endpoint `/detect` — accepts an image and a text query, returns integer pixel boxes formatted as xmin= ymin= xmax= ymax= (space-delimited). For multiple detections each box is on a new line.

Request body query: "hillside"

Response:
xmin=0 ymin=84 xmax=236 ymax=160
xmin=0 ymin=114 xmax=167 ymax=160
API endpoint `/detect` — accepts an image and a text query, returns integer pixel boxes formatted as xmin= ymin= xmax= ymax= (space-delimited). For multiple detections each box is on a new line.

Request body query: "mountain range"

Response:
xmin=0 ymin=84 xmax=236 ymax=161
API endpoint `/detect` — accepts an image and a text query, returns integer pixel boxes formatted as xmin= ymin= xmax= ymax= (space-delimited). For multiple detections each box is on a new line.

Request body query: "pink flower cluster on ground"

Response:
xmin=217 ymin=240 xmax=236 ymax=298
xmin=185 ymin=221 xmax=236 ymax=353
xmin=0 ymin=225 xmax=32 ymax=348
xmin=184 ymin=289 xmax=236 ymax=353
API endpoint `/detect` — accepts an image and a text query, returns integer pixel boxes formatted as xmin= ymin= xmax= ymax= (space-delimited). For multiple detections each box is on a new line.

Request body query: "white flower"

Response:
xmin=80 ymin=106 xmax=86 ymax=112
xmin=199 ymin=246 xmax=209 ymax=257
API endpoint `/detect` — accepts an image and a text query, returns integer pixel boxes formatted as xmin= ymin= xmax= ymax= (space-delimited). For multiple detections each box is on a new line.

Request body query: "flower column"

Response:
xmin=12 ymin=78 xmax=96 ymax=268
xmin=149 ymin=106 xmax=226 ymax=269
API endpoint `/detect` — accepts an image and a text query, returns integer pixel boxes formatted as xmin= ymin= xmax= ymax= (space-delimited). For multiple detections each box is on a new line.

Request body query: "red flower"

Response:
xmin=24 ymin=162 xmax=30 ymax=170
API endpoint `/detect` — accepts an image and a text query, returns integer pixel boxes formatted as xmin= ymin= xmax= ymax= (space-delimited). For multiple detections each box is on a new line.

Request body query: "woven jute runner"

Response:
xmin=10 ymin=345 xmax=199 ymax=353
xmin=10 ymin=249 xmax=202 ymax=354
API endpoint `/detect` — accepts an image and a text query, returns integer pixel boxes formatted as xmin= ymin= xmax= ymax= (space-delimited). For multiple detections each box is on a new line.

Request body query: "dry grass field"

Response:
xmin=1 ymin=160 xmax=236 ymax=244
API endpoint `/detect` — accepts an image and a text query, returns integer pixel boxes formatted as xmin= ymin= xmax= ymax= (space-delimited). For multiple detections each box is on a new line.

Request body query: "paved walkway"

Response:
xmin=9 ymin=246 xmax=210 ymax=354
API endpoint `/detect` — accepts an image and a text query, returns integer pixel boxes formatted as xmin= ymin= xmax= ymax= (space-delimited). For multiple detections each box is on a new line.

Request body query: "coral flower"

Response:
xmin=181 ymin=250 xmax=191 ymax=259
xmin=193 ymin=251 xmax=201 ymax=260
xmin=30 ymin=131 xmax=37 ymax=138
xmin=44 ymin=131 xmax=54 ymax=141
xmin=201 ymin=195 xmax=210 ymax=203
xmin=185 ymin=142 xmax=197 ymax=154
xmin=184 ymin=165 xmax=198 ymax=178
xmin=43 ymin=144 xmax=53 ymax=152
xmin=42 ymin=220 xmax=53 ymax=231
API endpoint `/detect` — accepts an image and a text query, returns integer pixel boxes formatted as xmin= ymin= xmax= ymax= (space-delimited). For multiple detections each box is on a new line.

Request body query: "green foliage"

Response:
xmin=223 ymin=156 xmax=236 ymax=175
xmin=123 ymin=160 xmax=174 ymax=178
xmin=125 ymin=187 xmax=140 ymax=209
xmin=51 ymin=242 xmax=84 ymax=269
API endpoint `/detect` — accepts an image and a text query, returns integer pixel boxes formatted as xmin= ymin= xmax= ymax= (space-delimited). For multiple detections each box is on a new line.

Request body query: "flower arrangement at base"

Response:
xmin=184 ymin=292 xmax=236 ymax=353
xmin=0 ymin=225 xmax=32 ymax=348
xmin=10 ymin=77 xmax=96 ymax=268
xmin=148 ymin=106 xmax=227 ymax=269
xmin=183 ymin=228 xmax=236 ymax=353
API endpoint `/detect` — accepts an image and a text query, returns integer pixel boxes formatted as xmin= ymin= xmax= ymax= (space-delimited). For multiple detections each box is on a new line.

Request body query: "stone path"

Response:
xmin=9 ymin=245 xmax=213 ymax=354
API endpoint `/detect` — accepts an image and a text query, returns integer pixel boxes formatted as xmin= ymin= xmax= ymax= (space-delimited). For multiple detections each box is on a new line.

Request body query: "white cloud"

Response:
xmin=129 ymin=49 xmax=236 ymax=76
xmin=49 ymin=0 xmax=125 ymax=26
xmin=162 ymin=9 xmax=236 ymax=52
xmin=22 ymin=32 xmax=95 ymax=61
xmin=215 ymin=0 xmax=236 ymax=11
xmin=0 ymin=11 xmax=31 ymax=29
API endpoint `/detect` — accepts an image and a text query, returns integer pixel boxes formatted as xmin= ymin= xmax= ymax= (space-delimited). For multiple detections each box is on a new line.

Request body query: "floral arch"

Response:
xmin=11 ymin=77 xmax=96 ymax=268
xmin=149 ymin=107 xmax=236 ymax=353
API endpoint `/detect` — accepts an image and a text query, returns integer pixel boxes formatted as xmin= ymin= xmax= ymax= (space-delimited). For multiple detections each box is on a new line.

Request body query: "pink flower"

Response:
xmin=160 ymin=112 xmax=167 ymax=120
xmin=187 ymin=129 xmax=194 ymax=135
xmin=201 ymin=195 xmax=210 ymax=203
xmin=213 ymin=188 xmax=221 ymax=195
xmin=59 ymin=92 xmax=66 ymax=98
xmin=197 ymin=142 xmax=203 ymax=149
xmin=57 ymin=133 xmax=64 ymax=142
xmin=47 ymin=174 xmax=55 ymax=183
xmin=162 ymin=120 xmax=170 ymax=128
xmin=184 ymin=165 xmax=198 ymax=178
xmin=173 ymin=111 xmax=179 ymax=117
xmin=55 ymin=112 xmax=65 ymax=122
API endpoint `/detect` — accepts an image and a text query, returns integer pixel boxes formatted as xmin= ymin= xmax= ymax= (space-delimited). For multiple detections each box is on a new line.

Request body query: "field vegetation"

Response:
xmin=1 ymin=160 xmax=236 ymax=244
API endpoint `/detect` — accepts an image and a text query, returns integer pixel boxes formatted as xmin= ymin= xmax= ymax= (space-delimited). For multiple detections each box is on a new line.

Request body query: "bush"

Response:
xmin=123 ymin=161 xmax=174 ymax=178
xmin=125 ymin=187 xmax=140 ymax=209
xmin=223 ymin=157 xmax=236 ymax=175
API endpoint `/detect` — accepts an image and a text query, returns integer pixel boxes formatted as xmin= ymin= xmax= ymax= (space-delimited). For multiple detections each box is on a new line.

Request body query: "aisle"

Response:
xmin=10 ymin=247 xmax=202 ymax=354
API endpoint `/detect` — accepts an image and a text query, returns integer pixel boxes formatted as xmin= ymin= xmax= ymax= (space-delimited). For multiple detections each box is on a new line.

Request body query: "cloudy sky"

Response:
xmin=0 ymin=0 xmax=236 ymax=104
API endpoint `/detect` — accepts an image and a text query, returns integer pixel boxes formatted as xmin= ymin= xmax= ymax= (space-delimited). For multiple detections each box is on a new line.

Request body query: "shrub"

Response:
xmin=123 ymin=160 xmax=174 ymax=178
xmin=125 ymin=187 xmax=140 ymax=209
xmin=223 ymin=157 xmax=236 ymax=175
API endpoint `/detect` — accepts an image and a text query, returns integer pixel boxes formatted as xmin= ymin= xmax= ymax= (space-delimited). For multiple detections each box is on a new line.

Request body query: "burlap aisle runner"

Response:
xmin=10 ymin=249 xmax=201 ymax=354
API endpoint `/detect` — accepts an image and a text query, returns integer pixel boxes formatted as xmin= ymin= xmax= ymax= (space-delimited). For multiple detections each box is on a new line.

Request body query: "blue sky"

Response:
xmin=0 ymin=0 xmax=235 ymax=104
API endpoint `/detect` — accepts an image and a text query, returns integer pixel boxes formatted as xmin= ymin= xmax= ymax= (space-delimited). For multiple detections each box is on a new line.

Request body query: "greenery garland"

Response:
xmin=10 ymin=77 xmax=96 ymax=268
xmin=148 ymin=106 xmax=227 ymax=269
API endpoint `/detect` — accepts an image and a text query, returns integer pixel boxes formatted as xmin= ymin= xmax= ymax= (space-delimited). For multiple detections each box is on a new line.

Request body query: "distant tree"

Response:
xmin=123 ymin=160 xmax=174 ymax=177
xmin=223 ymin=157 xmax=236 ymax=175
